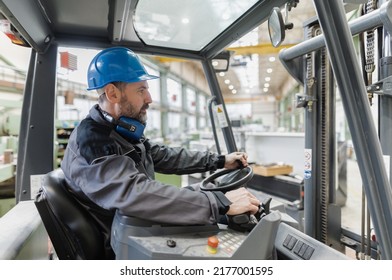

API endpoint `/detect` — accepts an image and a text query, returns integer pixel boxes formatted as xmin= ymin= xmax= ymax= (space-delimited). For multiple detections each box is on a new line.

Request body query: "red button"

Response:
xmin=208 ymin=236 xmax=219 ymax=248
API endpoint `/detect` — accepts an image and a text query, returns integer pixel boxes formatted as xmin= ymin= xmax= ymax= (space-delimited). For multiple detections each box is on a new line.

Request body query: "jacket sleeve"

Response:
xmin=149 ymin=142 xmax=225 ymax=175
xmin=67 ymin=154 xmax=222 ymax=225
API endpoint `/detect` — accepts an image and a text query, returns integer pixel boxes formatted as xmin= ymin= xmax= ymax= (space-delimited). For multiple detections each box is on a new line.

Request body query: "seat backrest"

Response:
xmin=34 ymin=169 xmax=106 ymax=259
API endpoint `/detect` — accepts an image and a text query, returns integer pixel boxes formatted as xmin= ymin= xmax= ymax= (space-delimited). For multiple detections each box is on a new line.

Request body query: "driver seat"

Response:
xmin=34 ymin=169 xmax=107 ymax=259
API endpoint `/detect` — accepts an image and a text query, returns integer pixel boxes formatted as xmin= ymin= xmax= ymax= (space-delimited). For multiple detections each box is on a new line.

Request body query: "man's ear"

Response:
xmin=104 ymin=83 xmax=121 ymax=103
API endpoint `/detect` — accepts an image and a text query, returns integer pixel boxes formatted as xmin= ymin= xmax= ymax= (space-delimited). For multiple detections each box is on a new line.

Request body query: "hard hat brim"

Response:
xmin=87 ymin=73 xmax=159 ymax=91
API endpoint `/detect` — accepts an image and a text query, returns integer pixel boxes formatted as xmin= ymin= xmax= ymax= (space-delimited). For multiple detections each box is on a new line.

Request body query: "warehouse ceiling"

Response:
xmin=218 ymin=0 xmax=366 ymax=103
xmin=218 ymin=0 xmax=316 ymax=102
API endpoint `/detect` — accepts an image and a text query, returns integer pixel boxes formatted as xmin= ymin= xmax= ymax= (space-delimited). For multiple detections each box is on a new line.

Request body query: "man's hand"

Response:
xmin=225 ymin=187 xmax=260 ymax=215
xmin=224 ymin=152 xmax=248 ymax=169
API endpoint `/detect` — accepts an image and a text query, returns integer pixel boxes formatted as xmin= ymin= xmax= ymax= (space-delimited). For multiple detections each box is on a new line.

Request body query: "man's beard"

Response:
xmin=119 ymin=96 xmax=148 ymax=124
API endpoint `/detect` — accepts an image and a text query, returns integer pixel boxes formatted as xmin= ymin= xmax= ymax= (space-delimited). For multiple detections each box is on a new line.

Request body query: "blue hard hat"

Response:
xmin=87 ymin=47 xmax=159 ymax=90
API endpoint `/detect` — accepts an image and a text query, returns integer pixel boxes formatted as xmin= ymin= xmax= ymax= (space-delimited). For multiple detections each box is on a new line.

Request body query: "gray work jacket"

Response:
xmin=61 ymin=105 xmax=230 ymax=258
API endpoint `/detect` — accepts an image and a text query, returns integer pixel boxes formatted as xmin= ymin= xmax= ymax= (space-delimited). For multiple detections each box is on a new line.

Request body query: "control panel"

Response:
xmin=275 ymin=223 xmax=349 ymax=260
xmin=282 ymin=234 xmax=315 ymax=259
xmin=112 ymin=211 xmax=282 ymax=260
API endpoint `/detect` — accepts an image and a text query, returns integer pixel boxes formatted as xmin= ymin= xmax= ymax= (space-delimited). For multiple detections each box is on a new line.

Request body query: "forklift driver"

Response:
xmin=61 ymin=47 xmax=260 ymax=259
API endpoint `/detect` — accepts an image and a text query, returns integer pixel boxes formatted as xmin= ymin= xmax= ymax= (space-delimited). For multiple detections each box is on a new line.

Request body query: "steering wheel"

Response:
xmin=200 ymin=166 xmax=254 ymax=192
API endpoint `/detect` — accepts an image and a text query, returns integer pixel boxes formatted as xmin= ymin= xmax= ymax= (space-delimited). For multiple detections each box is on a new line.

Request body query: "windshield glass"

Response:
xmin=134 ymin=0 xmax=258 ymax=51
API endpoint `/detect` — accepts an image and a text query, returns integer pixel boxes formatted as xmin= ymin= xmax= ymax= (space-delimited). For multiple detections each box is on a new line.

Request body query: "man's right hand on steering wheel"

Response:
xmin=224 ymin=187 xmax=260 ymax=215
xmin=224 ymin=152 xmax=249 ymax=169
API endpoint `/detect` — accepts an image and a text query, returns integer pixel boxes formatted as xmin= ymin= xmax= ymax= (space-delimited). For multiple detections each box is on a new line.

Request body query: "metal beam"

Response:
xmin=227 ymin=43 xmax=297 ymax=56
xmin=16 ymin=45 xmax=57 ymax=202
xmin=152 ymin=43 xmax=296 ymax=64
xmin=379 ymin=0 xmax=392 ymax=192
xmin=202 ymin=59 xmax=238 ymax=153
xmin=313 ymin=0 xmax=392 ymax=260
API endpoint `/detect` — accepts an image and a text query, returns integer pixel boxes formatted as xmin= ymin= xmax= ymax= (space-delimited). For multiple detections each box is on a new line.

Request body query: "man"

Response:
xmin=61 ymin=47 xmax=260 ymax=259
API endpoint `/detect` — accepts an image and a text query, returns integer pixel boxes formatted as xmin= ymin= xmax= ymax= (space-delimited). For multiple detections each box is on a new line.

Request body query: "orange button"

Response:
xmin=207 ymin=236 xmax=219 ymax=248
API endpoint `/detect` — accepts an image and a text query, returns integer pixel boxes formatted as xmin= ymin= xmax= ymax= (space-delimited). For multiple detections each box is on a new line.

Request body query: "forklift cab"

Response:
xmin=109 ymin=166 xmax=347 ymax=260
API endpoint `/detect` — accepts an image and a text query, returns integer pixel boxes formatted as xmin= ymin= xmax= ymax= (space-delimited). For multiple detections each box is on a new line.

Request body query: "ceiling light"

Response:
xmin=269 ymin=56 xmax=276 ymax=62
xmin=267 ymin=68 xmax=273 ymax=73
xmin=263 ymin=88 xmax=269 ymax=93
xmin=212 ymin=61 xmax=219 ymax=67
xmin=219 ymin=72 xmax=225 ymax=77
xmin=232 ymin=89 xmax=237 ymax=94
xmin=224 ymin=79 xmax=230 ymax=84
xmin=181 ymin=18 xmax=189 ymax=24
xmin=264 ymin=83 xmax=270 ymax=87
xmin=265 ymin=77 xmax=271 ymax=82
xmin=228 ymin=85 xmax=234 ymax=90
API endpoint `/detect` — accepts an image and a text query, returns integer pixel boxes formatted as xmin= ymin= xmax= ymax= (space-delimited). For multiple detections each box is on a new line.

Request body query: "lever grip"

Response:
xmin=227 ymin=196 xmax=273 ymax=232
xmin=227 ymin=213 xmax=258 ymax=232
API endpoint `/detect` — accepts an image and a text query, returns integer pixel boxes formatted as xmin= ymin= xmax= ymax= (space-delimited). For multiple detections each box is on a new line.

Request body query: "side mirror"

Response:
xmin=268 ymin=7 xmax=286 ymax=48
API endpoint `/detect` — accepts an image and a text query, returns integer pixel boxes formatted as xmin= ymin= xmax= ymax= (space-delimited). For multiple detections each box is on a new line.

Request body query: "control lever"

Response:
xmin=227 ymin=213 xmax=258 ymax=232
xmin=255 ymin=197 xmax=272 ymax=220
xmin=227 ymin=196 xmax=273 ymax=232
